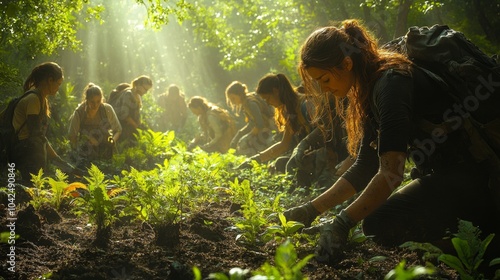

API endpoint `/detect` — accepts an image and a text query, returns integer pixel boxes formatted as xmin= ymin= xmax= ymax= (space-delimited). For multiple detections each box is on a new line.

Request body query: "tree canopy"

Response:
xmin=1 ymin=0 xmax=498 ymax=103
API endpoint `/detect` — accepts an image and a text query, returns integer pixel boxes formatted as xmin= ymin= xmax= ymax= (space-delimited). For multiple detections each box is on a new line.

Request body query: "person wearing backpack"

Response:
xmin=225 ymin=81 xmax=277 ymax=156
xmin=112 ymin=75 xmax=153 ymax=146
xmin=187 ymin=96 xmax=236 ymax=153
xmin=107 ymin=83 xmax=131 ymax=107
xmin=238 ymin=73 xmax=314 ymax=174
xmin=68 ymin=83 xmax=122 ymax=168
xmin=10 ymin=62 xmax=72 ymax=182
xmin=283 ymin=19 xmax=500 ymax=263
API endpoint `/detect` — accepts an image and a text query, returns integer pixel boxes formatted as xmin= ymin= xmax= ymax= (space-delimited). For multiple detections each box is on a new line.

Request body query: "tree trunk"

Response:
xmin=472 ymin=0 xmax=499 ymax=44
xmin=362 ymin=5 xmax=390 ymax=43
xmin=394 ymin=0 xmax=413 ymax=38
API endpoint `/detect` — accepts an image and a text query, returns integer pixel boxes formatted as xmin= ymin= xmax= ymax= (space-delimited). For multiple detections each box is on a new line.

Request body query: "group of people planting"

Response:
xmin=6 ymin=19 xmax=500 ymax=265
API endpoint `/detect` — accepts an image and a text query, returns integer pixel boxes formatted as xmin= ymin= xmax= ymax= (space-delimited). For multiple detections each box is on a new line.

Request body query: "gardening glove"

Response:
xmin=283 ymin=201 xmax=320 ymax=228
xmin=290 ymin=140 xmax=310 ymax=169
xmin=312 ymin=210 xmax=356 ymax=264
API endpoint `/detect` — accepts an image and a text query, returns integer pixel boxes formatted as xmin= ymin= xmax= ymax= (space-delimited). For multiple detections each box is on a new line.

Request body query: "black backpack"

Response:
xmin=0 ymin=90 xmax=42 ymax=163
xmin=383 ymin=24 xmax=500 ymax=209
xmin=107 ymin=84 xmax=131 ymax=117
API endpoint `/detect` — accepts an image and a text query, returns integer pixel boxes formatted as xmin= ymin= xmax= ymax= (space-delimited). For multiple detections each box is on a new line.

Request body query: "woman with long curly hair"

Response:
xmin=284 ymin=19 xmax=500 ymax=263
xmin=245 ymin=73 xmax=313 ymax=173
xmin=225 ymin=80 xmax=276 ymax=156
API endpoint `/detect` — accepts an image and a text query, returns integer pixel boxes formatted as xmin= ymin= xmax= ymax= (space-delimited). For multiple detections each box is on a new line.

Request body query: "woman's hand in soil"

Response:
xmin=313 ymin=210 xmax=355 ymax=264
xmin=283 ymin=201 xmax=320 ymax=228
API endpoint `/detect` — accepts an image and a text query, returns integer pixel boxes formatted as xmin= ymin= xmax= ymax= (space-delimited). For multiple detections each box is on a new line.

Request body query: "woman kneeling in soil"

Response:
xmin=284 ymin=19 xmax=500 ymax=263
xmin=187 ymin=96 xmax=236 ymax=153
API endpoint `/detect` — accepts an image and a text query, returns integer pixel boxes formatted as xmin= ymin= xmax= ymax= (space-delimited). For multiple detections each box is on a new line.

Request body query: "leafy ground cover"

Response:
xmin=0 ymin=130 xmax=497 ymax=280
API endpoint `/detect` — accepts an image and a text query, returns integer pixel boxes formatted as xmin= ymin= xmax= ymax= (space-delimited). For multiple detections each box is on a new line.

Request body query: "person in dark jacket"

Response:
xmin=284 ymin=19 xmax=500 ymax=263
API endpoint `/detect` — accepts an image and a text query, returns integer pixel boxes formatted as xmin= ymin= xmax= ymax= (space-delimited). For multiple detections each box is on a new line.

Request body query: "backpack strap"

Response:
xmin=15 ymin=90 xmax=43 ymax=136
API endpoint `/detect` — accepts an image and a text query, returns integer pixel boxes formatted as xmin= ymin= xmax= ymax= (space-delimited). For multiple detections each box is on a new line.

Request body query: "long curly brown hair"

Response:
xmin=299 ymin=19 xmax=412 ymax=156
xmin=255 ymin=73 xmax=306 ymax=133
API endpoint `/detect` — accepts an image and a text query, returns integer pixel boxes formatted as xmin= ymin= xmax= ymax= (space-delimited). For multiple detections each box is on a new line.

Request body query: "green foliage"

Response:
xmin=141 ymin=0 xmax=194 ymax=30
xmin=188 ymin=0 xmax=308 ymax=77
xmin=0 ymin=61 xmax=22 ymax=106
xmin=349 ymin=223 xmax=369 ymax=244
xmin=0 ymin=0 xmax=103 ymax=57
xmin=438 ymin=220 xmax=496 ymax=280
xmin=113 ymin=129 xmax=178 ymax=171
xmin=384 ymin=260 xmax=435 ymax=280
xmin=27 ymin=169 xmax=50 ymax=210
xmin=121 ymin=165 xmax=186 ymax=227
xmin=0 ymin=232 xmax=19 ymax=243
xmin=231 ymin=179 xmax=268 ymax=245
xmin=202 ymin=239 xmax=313 ymax=280
xmin=228 ymin=178 xmax=254 ymax=206
xmin=251 ymin=239 xmax=314 ymax=280
xmin=399 ymin=241 xmax=444 ymax=262
xmin=136 ymin=129 xmax=177 ymax=159
xmin=208 ymin=268 xmax=251 ymax=280
xmin=46 ymin=169 xmax=69 ymax=211
xmin=72 ymin=165 xmax=116 ymax=235
xmin=263 ymin=213 xmax=304 ymax=243
xmin=26 ymin=168 xmax=75 ymax=211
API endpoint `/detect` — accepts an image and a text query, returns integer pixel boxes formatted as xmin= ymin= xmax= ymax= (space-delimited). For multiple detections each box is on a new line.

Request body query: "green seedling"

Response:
xmin=0 ymin=232 xmax=19 ymax=243
xmin=27 ymin=169 xmax=50 ymax=210
xmin=208 ymin=268 xmax=250 ymax=280
xmin=71 ymin=164 xmax=117 ymax=241
xmin=400 ymin=241 xmax=443 ymax=262
xmin=438 ymin=220 xmax=495 ymax=280
xmin=201 ymin=239 xmax=313 ymax=280
xmin=263 ymin=213 xmax=304 ymax=242
xmin=234 ymin=196 xmax=267 ymax=245
xmin=384 ymin=260 xmax=435 ymax=280
xmin=251 ymin=238 xmax=314 ymax=280
xmin=46 ymin=169 xmax=69 ymax=211
xmin=349 ymin=223 xmax=368 ymax=244
xmin=229 ymin=179 xmax=267 ymax=245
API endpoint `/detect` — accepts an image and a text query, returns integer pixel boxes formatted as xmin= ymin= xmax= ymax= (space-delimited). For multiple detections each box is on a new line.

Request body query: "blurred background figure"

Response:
xmin=68 ymin=83 xmax=122 ymax=169
xmin=187 ymin=96 xmax=236 ymax=153
xmin=225 ymin=81 xmax=276 ymax=156
xmin=157 ymin=84 xmax=188 ymax=133
xmin=238 ymin=73 xmax=313 ymax=174
xmin=108 ymin=75 xmax=153 ymax=146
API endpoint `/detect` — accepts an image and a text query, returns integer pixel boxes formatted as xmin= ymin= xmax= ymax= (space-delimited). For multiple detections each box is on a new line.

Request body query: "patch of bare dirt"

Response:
xmin=0 ymin=200 xmax=462 ymax=280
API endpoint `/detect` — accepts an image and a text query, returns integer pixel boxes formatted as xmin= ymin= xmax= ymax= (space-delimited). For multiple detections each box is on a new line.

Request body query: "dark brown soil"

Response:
xmin=0 ymin=200 xmax=461 ymax=280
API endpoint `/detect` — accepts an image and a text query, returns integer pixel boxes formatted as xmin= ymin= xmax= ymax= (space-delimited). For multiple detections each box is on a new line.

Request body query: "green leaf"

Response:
xmin=278 ymin=212 xmax=286 ymax=226
xmin=275 ymin=240 xmax=296 ymax=270
xmin=208 ymin=272 xmax=230 ymax=280
xmin=285 ymin=223 xmax=304 ymax=235
xmin=490 ymin=258 xmax=500 ymax=267
xmin=451 ymin=237 xmax=473 ymax=270
xmin=370 ymin=256 xmax=388 ymax=262
xmin=439 ymin=254 xmax=468 ymax=277
xmin=192 ymin=266 xmax=202 ymax=280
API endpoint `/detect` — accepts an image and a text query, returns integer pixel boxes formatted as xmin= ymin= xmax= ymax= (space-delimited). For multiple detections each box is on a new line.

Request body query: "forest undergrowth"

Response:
xmin=1 ymin=129 xmax=499 ymax=280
